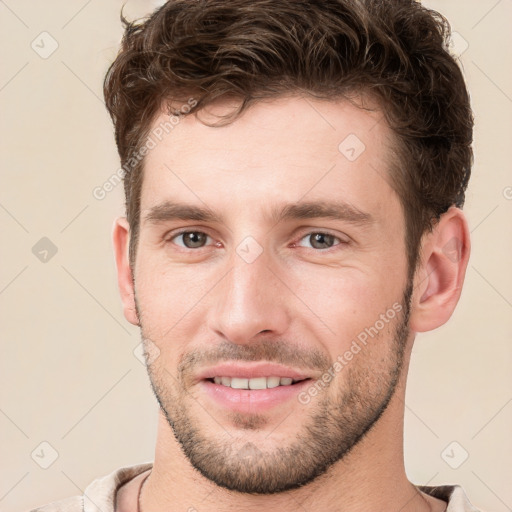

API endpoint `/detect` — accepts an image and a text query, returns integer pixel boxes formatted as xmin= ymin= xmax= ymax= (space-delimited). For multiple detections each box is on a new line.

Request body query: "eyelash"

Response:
xmin=166 ymin=229 xmax=348 ymax=252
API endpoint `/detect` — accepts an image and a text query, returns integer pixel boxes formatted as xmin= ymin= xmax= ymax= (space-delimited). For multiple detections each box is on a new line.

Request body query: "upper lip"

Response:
xmin=196 ymin=362 xmax=316 ymax=382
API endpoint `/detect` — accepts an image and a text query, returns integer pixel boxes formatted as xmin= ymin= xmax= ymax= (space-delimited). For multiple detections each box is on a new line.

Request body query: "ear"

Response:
xmin=112 ymin=217 xmax=139 ymax=326
xmin=409 ymin=207 xmax=471 ymax=333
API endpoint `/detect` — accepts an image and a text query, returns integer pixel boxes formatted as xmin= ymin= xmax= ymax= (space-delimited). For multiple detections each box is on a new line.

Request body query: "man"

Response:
xmin=34 ymin=0 xmax=480 ymax=510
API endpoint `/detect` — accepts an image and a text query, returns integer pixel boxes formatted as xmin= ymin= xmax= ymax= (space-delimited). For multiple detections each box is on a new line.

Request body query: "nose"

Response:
xmin=206 ymin=252 xmax=291 ymax=346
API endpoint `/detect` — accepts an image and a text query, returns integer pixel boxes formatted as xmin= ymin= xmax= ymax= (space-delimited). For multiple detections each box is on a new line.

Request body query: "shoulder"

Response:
xmin=419 ymin=485 xmax=483 ymax=512
xmin=28 ymin=462 xmax=153 ymax=512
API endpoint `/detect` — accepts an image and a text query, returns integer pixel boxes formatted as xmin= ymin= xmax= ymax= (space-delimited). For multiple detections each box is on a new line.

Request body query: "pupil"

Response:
xmin=311 ymin=233 xmax=334 ymax=249
xmin=184 ymin=232 xmax=206 ymax=248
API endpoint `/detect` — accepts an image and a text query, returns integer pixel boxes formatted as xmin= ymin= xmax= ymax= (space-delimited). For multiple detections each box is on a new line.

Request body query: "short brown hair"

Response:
xmin=104 ymin=0 xmax=473 ymax=271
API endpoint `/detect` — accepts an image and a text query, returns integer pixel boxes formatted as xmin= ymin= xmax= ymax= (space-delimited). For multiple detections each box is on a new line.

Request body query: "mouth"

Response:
xmin=205 ymin=376 xmax=311 ymax=390
xmin=196 ymin=362 xmax=316 ymax=412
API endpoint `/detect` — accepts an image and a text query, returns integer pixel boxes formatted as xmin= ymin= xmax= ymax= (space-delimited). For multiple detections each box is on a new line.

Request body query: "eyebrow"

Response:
xmin=273 ymin=201 xmax=373 ymax=226
xmin=144 ymin=201 xmax=221 ymax=224
xmin=143 ymin=200 xmax=373 ymax=226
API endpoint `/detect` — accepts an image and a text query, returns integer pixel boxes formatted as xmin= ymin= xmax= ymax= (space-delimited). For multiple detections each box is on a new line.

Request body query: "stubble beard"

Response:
xmin=138 ymin=282 xmax=412 ymax=494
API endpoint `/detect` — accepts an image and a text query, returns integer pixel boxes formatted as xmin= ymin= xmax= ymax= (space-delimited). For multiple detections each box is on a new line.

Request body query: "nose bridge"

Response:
xmin=207 ymin=248 xmax=290 ymax=345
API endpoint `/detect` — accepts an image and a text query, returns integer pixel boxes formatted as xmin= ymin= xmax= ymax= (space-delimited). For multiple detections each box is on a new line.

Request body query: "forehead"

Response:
xmin=140 ymin=95 xmax=400 ymax=222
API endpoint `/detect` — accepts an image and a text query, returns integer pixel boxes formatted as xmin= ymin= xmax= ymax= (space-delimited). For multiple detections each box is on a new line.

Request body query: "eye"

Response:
xmin=297 ymin=232 xmax=343 ymax=250
xmin=171 ymin=231 xmax=212 ymax=249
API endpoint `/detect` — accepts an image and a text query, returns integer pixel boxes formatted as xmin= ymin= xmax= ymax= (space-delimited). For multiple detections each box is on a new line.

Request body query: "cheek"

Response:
xmin=134 ymin=259 xmax=210 ymax=344
xmin=288 ymin=265 xmax=405 ymax=352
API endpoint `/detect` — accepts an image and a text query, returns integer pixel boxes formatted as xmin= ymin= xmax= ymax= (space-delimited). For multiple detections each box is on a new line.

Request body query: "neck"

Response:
xmin=140 ymin=357 xmax=444 ymax=512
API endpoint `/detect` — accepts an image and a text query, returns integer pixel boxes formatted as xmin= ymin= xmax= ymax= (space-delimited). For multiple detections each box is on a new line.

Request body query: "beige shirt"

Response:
xmin=30 ymin=462 xmax=482 ymax=512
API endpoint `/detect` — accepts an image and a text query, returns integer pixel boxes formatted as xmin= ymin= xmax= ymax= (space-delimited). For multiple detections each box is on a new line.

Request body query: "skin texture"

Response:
xmin=113 ymin=96 xmax=470 ymax=512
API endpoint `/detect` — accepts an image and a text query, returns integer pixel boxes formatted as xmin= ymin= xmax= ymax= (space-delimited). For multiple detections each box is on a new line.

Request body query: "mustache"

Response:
xmin=177 ymin=339 xmax=331 ymax=376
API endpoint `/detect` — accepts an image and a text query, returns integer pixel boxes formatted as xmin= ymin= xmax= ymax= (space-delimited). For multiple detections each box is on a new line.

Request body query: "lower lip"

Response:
xmin=199 ymin=379 xmax=313 ymax=413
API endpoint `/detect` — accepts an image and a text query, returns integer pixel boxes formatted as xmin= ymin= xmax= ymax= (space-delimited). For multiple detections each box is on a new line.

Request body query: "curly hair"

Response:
xmin=104 ymin=0 xmax=473 ymax=271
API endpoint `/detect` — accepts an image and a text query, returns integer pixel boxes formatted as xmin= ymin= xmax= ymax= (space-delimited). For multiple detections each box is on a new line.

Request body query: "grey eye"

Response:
xmin=175 ymin=231 xmax=209 ymax=248
xmin=300 ymin=233 xmax=339 ymax=249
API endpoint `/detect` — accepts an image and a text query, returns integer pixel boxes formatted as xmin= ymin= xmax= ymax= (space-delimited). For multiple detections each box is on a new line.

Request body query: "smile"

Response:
xmin=208 ymin=376 xmax=309 ymax=390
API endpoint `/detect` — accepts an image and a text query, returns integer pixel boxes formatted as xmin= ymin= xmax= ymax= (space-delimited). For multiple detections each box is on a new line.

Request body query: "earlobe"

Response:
xmin=409 ymin=207 xmax=470 ymax=333
xmin=112 ymin=217 xmax=140 ymax=326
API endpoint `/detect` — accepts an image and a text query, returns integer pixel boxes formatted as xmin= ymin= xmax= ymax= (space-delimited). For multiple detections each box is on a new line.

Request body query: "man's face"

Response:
xmin=133 ymin=96 xmax=412 ymax=493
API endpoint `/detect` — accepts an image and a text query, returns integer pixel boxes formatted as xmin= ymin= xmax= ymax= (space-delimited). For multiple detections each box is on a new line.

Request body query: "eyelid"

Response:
xmin=293 ymin=228 xmax=351 ymax=247
xmin=163 ymin=227 xmax=350 ymax=250
xmin=166 ymin=228 xmax=217 ymax=248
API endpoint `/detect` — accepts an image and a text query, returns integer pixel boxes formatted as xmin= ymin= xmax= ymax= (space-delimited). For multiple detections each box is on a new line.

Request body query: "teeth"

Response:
xmin=231 ymin=377 xmax=249 ymax=389
xmin=249 ymin=377 xmax=267 ymax=390
xmin=267 ymin=376 xmax=281 ymax=388
xmin=211 ymin=376 xmax=304 ymax=390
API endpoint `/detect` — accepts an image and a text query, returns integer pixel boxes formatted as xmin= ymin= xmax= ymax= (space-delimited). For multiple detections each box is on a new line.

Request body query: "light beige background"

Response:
xmin=0 ymin=1 xmax=511 ymax=511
